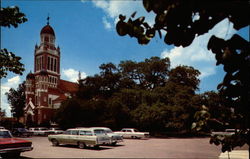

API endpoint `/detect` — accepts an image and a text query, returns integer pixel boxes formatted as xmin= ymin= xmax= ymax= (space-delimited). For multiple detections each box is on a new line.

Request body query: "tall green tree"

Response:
xmin=116 ymin=0 xmax=249 ymax=152
xmin=5 ymin=82 xmax=25 ymax=120
xmin=55 ymin=99 xmax=83 ymax=130
xmin=119 ymin=56 xmax=170 ymax=89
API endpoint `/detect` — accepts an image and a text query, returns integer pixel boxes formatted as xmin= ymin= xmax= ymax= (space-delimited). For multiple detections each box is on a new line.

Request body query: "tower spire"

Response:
xmin=47 ymin=14 xmax=50 ymax=25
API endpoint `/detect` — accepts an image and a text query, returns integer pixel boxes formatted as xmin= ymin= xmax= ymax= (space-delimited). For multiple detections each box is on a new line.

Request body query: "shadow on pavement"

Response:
xmin=56 ymin=144 xmax=112 ymax=151
xmin=106 ymin=144 xmax=125 ymax=147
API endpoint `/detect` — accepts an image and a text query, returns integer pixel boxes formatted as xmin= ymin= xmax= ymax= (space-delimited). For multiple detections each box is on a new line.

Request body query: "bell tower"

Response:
xmin=33 ymin=17 xmax=61 ymax=124
xmin=34 ymin=16 xmax=60 ymax=90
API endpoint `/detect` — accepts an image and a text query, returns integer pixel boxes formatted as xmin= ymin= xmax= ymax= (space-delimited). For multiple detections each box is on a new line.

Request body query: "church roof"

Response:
xmin=53 ymin=95 xmax=67 ymax=104
xmin=59 ymin=79 xmax=78 ymax=93
xmin=40 ymin=24 xmax=55 ymax=36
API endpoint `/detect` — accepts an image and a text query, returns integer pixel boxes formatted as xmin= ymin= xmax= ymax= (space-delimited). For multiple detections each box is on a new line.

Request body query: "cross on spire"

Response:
xmin=47 ymin=14 xmax=50 ymax=25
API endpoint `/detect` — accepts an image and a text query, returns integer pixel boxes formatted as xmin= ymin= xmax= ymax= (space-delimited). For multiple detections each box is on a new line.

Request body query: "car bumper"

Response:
xmin=111 ymin=139 xmax=123 ymax=143
xmin=0 ymin=146 xmax=33 ymax=154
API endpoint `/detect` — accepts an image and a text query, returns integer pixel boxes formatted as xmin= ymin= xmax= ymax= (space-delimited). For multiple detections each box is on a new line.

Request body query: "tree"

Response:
xmin=5 ymin=82 xmax=25 ymax=120
xmin=168 ymin=66 xmax=200 ymax=94
xmin=200 ymin=91 xmax=232 ymax=128
xmin=131 ymin=102 xmax=168 ymax=132
xmin=0 ymin=6 xmax=27 ymax=78
xmin=0 ymin=49 xmax=25 ymax=78
xmin=119 ymin=56 xmax=170 ymax=89
xmin=55 ymin=98 xmax=83 ymax=130
xmin=0 ymin=109 xmax=6 ymax=119
xmin=116 ymin=0 xmax=249 ymax=152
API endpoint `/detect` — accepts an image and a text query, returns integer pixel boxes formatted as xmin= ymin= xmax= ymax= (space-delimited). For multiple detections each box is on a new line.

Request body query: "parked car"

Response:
xmin=12 ymin=128 xmax=33 ymax=137
xmin=29 ymin=127 xmax=51 ymax=136
xmin=211 ymin=129 xmax=249 ymax=137
xmin=0 ymin=129 xmax=33 ymax=158
xmin=90 ymin=127 xmax=123 ymax=145
xmin=114 ymin=128 xmax=150 ymax=139
xmin=48 ymin=128 xmax=64 ymax=134
xmin=48 ymin=128 xmax=110 ymax=148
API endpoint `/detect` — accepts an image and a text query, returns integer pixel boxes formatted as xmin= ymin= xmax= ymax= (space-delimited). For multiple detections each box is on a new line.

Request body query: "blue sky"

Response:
xmin=1 ymin=0 xmax=249 ymax=116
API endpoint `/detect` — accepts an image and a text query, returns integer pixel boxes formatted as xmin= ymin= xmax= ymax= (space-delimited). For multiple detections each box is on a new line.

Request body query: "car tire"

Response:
xmin=111 ymin=142 xmax=117 ymax=146
xmin=78 ymin=142 xmax=86 ymax=149
xmin=1 ymin=152 xmax=21 ymax=158
xmin=52 ymin=139 xmax=59 ymax=146
xmin=94 ymin=145 xmax=99 ymax=149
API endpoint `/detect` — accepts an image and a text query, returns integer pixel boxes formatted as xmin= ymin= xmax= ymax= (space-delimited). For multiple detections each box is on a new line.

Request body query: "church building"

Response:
xmin=24 ymin=19 xmax=78 ymax=125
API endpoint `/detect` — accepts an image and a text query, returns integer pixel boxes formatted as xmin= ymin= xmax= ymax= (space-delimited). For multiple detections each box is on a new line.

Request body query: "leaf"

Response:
xmin=118 ymin=14 xmax=126 ymax=21
xmin=143 ymin=0 xmax=153 ymax=12
xmin=116 ymin=21 xmax=128 ymax=36
xmin=131 ymin=11 xmax=137 ymax=18
xmin=158 ymin=30 xmax=162 ymax=39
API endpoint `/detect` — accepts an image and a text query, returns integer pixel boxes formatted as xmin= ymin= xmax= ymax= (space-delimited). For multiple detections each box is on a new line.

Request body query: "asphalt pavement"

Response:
xmin=20 ymin=136 xmax=224 ymax=158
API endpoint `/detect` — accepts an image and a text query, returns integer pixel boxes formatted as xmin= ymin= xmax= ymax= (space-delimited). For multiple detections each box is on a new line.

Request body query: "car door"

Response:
xmin=68 ymin=130 xmax=79 ymax=145
xmin=126 ymin=129 xmax=133 ymax=138
xmin=121 ymin=129 xmax=129 ymax=138
xmin=58 ymin=130 xmax=70 ymax=144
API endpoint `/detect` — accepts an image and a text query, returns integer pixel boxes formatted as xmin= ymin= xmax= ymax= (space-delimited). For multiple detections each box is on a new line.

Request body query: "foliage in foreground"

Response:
xmin=0 ymin=6 xmax=27 ymax=78
xmin=116 ymin=0 xmax=249 ymax=152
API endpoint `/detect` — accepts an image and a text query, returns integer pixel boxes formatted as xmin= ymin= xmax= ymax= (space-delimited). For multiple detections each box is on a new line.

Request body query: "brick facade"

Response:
xmin=24 ymin=21 xmax=78 ymax=125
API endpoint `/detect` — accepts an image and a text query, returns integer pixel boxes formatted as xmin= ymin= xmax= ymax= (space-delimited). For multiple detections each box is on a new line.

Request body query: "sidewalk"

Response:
xmin=219 ymin=150 xmax=249 ymax=159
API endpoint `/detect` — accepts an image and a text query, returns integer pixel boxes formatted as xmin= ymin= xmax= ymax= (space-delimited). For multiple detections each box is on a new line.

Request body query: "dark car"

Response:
xmin=0 ymin=129 xmax=33 ymax=158
xmin=12 ymin=128 xmax=33 ymax=137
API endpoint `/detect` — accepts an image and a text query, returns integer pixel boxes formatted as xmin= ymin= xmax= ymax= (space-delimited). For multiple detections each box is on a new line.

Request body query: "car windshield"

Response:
xmin=134 ymin=129 xmax=139 ymax=132
xmin=79 ymin=130 xmax=93 ymax=136
xmin=0 ymin=131 xmax=12 ymax=138
xmin=18 ymin=128 xmax=27 ymax=132
xmin=64 ymin=130 xmax=71 ymax=134
xmin=104 ymin=128 xmax=112 ymax=133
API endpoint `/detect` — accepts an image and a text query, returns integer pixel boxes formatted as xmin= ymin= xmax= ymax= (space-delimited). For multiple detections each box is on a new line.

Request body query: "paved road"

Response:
xmin=21 ymin=136 xmax=221 ymax=158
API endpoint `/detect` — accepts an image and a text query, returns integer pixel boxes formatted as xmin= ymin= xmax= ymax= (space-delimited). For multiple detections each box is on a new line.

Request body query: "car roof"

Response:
xmin=0 ymin=129 xmax=9 ymax=131
xmin=91 ymin=127 xmax=110 ymax=129
xmin=67 ymin=128 xmax=93 ymax=131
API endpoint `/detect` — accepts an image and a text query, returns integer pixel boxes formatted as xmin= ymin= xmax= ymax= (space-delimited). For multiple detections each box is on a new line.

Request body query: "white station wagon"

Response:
xmin=48 ymin=128 xmax=110 ymax=148
xmin=90 ymin=127 xmax=123 ymax=145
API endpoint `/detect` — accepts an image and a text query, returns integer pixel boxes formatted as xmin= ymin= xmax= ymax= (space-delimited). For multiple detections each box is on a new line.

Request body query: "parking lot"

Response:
xmin=21 ymin=136 xmax=222 ymax=158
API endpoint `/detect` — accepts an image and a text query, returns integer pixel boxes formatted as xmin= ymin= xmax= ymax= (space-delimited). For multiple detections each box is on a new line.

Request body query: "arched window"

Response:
xmin=41 ymin=56 xmax=44 ymax=70
xmin=51 ymin=57 xmax=53 ymax=71
xmin=54 ymin=58 xmax=57 ymax=72
xmin=44 ymin=36 xmax=49 ymax=42
xmin=47 ymin=57 xmax=50 ymax=70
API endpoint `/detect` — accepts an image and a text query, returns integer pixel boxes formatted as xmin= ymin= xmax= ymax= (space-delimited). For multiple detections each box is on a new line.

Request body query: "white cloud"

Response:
xmin=102 ymin=17 xmax=112 ymax=30
xmin=62 ymin=68 xmax=87 ymax=82
xmin=161 ymin=18 xmax=236 ymax=79
xmin=91 ymin=1 xmax=237 ymax=80
xmin=91 ymin=0 xmax=155 ymax=29
xmin=92 ymin=1 xmax=109 ymax=9
xmin=1 ymin=76 xmax=21 ymax=117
